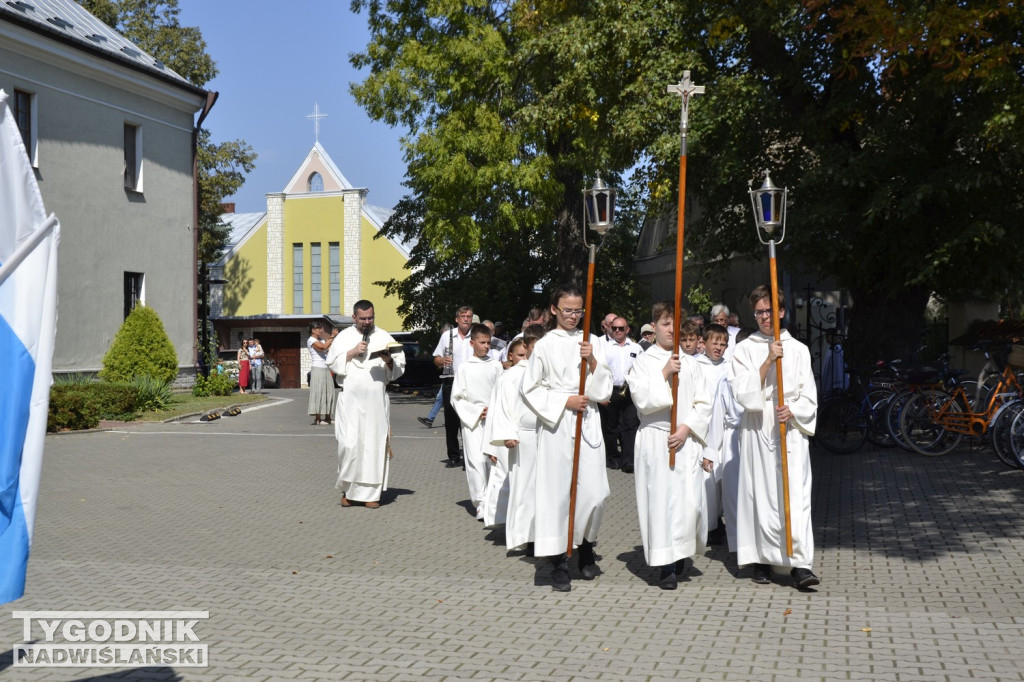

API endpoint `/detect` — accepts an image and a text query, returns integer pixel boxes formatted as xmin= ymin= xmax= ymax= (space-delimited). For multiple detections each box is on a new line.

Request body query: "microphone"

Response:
xmin=362 ymin=328 xmax=371 ymax=360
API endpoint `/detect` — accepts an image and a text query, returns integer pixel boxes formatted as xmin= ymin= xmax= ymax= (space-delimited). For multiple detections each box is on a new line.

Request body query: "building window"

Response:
xmin=13 ymin=89 xmax=37 ymax=167
xmin=124 ymin=272 xmax=144 ymax=319
xmin=310 ymin=242 xmax=321 ymax=313
xmin=329 ymin=242 xmax=340 ymax=314
xmin=307 ymin=172 xmax=323 ymax=192
xmin=123 ymin=122 xmax=142 ymax=191
xmin=292 ymin=243 xmax=303 ymax=313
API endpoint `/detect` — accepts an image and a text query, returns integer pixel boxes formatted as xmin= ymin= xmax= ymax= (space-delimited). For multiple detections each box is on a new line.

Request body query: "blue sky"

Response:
xmin=176 ymin=0 xmax=407 ymax=214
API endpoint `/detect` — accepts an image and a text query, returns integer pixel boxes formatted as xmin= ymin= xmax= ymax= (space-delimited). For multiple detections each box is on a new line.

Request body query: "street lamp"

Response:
xmin=567 ymin=174 xmax=616 ymax=558
xmin=748 ymin=169 xmax=794 ymax=557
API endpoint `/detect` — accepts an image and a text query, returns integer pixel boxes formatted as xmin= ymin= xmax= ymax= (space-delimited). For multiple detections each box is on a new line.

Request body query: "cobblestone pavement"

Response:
xmin=2 ymin=388 xmax=1024 ymax=681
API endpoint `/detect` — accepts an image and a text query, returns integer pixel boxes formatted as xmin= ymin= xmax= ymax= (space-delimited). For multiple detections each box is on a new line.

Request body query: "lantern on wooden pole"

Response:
xmin=666 ymin=71 xmax=704 ymax=468
xmin=749 ymin=169 xmax=794 ymax=557
xmin=567 ymin=175 xmax=615 ymax=558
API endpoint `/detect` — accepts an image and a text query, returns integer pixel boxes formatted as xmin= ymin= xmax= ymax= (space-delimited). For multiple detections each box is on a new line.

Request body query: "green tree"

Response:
xmin=100 ymin=305 xmax=179 ymax=384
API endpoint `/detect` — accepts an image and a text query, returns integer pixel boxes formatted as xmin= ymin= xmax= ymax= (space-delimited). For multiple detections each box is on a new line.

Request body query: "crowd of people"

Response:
xmin=317 ymin=286 xmax=819 ymax=593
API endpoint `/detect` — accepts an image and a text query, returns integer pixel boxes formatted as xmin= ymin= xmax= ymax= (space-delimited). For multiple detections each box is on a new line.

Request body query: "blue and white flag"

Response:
xmin=0 ymin=89 xmax=60 ymax=604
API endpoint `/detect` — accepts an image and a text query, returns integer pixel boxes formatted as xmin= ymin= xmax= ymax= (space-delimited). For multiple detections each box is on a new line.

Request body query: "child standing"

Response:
xmin=627 ymin=302 xmax=712 ymax=590
xmin=486 ymin=325 xmax=546 ymax=550
xmin=696 ymin=323 xmax=731 ymax=545
xmin=521 ymin=285 xmax=612 ymax=592
xmin=452 ymin=323 xmax=503 ymax=519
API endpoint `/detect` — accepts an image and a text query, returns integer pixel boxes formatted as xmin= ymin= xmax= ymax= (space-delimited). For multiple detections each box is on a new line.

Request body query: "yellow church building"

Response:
xmin=210 ymin=141 xmax=410 ymax=388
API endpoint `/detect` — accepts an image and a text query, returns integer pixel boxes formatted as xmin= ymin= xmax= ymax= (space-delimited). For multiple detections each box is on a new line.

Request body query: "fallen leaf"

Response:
xmin=602 ymin=647 xmax=610 ymax=652
xmin=325 ymin=555 xmax=333 ymax=559
xmin=299 ymin=521 xmax=303 ymax=524
xmin=783 ymin=609 xmax=793 ymax=616
xmin=861 ymin=627 xmax=872 ymax=632
xmin=292 ymin=571 xmax=298 ymax=575
xmin=437 ymin=600 xmax=443 ymax=603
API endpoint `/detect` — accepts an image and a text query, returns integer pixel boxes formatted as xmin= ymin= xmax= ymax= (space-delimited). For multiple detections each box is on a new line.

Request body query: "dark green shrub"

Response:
xmin=48 ymin=387 xmax=99 ymax=431
xmin=192 ymin=369 xmax=236 ymax=397
xmin=129 ymin=375 xmax=173 ymax=412
xmin=47 ymin=382 xmax=140 ymax=431
xmin=100 ymin=305 xmax=179 ymax=384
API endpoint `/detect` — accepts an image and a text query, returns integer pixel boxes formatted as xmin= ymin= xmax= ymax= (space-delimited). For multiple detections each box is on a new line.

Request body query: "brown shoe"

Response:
xmin=340 ymin=495 xmax=351 ymax=507
xmin=364 ymin=501 xmax=380 ymax=509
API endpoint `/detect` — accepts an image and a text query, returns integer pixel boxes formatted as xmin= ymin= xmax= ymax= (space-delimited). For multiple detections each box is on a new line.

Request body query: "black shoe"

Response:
xmin=658 ymin=566 xmax=678 ymax=590
xmin=620 ymin=463 xmax=634 ymax=474
xmin=707 ymin=525 xmax=725 ymax=546
xmin=606 ymin=460 xmax=620 ymax=470
xmin=417 ymin=416 xmax=433 ymax=428
xmin=791 ymin=567 xmax=820 ymax=589
xmin=550 ymin=555 xmax=571 ymax=592
xmin=675 ymin=558 xmax=688 ymax=577
xmin=577 ymin=540 xmax=598 ymax=580
xmin=445 ymin=459 xmax=461 ymax=468
xmin=751 ymin=563 xmax=772 ymax=585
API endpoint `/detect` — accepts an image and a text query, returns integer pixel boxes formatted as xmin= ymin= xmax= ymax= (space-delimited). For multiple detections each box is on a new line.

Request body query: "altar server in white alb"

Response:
xmin=521 ymin=284 xmax=612 ymax=592
xmin=627 ymin=301 xmax=712 ymax=590
xmin=729 ymin=285 xmax=819 ymax=589
xmin=326 ymin=300 xmax=406 ymax=509
xmin=452 ymin=323 xmax=503 ymax=519
xmin=486 ymin=325 xmax=546 ymax=550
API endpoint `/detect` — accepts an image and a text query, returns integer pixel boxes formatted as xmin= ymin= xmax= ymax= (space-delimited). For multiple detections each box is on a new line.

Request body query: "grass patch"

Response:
xmin=136 ymin=392 xmax=270 ymax=422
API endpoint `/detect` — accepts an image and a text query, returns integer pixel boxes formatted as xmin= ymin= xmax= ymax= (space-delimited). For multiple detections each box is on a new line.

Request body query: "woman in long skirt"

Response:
xmin=308 ymin=322 xmax=337 ymax=425
xmin=237 ymin=340 xmax=250 ymax=394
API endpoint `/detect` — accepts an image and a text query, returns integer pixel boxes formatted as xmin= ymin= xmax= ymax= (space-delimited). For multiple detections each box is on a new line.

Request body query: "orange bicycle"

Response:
xmin=899 ymin=344 xmax=1023 ymax=456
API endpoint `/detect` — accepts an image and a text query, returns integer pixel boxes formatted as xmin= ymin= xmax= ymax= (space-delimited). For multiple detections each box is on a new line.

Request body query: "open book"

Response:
xmin=368 ymin=342 xmax=404 ymax=360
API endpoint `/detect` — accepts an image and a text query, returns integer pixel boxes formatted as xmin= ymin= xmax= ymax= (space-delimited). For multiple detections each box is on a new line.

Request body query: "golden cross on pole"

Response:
xmin=665 ymin=70 xmax=704 ymax=469
xmin=306 ymin=101 xmax=328 ymax=143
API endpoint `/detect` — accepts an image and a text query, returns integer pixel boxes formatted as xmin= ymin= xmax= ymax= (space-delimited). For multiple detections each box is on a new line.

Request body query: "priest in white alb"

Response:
xmin=326 ymin=300 xmax=406 ymax=508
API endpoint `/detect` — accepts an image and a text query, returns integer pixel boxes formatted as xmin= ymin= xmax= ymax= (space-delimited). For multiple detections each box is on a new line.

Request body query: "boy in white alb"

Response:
xmin=521 ymin=285 xmax=612 ymax=592
xmin=452 ymin=323 xmax=503 ymax=519
xmin=696 ymin=323 xmax=731 ymax=545
xmin=627 ymin=301 xmax=712 ymax=590
xmin=486 ymin=325 xmax=546 ymax=549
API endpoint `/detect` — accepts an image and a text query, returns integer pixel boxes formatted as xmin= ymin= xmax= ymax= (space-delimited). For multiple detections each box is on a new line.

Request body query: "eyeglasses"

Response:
xmin=753 ymin=309 xmax=774 ymax=318
xmin=557 ymin=308 xmax=585 ymax=316
xmin=610 ymin=326 xmax=627 ymax=332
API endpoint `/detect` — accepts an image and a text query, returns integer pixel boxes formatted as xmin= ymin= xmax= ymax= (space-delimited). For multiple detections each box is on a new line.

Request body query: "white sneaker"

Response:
xmin=475 ymin=506 xmax=484 ymax=521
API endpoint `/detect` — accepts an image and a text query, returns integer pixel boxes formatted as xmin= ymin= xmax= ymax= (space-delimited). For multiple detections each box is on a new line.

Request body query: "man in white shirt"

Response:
xmin=433 ymin=305 xmax=475 ymax=468
xmin=599 ymin=316 xmax=642 ymax=473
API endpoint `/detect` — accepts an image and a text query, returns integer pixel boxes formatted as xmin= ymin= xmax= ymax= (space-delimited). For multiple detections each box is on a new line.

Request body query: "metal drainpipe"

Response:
xmin=193 ymin=90 xmax=219 ymax=377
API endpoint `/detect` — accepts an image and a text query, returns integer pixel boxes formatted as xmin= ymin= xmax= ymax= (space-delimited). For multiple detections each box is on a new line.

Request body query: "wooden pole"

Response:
xmin=669 ymin=151 xmax=687 ymax=469
xmin=567 ymin=245 xmax=596 ymax=558
xmin=768 ymin=241 xmax=794 ymax=557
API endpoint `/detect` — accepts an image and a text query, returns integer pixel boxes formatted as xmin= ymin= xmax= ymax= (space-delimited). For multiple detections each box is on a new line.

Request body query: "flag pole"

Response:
xmin=666 ymin=72 xmax=704 ymax=469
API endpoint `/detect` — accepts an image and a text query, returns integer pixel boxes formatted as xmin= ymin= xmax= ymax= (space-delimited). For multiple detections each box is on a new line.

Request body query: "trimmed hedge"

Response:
xmin=48 ymin=382 xmax=140 ymax=432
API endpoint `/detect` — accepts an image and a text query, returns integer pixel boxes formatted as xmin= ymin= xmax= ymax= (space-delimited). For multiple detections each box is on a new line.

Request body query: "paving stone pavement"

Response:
xmin=2 ymin=388 xmax=1024 ymax=681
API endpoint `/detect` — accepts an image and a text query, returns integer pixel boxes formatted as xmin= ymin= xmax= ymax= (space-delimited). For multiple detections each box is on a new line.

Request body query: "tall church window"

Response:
xmin=308 ymin=172 xmax=323 ymax=192
xmin=310 ymin=243 xmax=322 ymax=313
xmin=329 ymin=243 xmax=340 ymax=313
xmin=292 ymin=243 xmax=303 ymax=313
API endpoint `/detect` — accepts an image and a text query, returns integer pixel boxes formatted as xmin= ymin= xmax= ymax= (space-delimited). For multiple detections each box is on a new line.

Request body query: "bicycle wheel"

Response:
xmin=899 ymin=389 xmax=964 ymax=456
xmin=865 ymin=388 xmax=897 ymax=448
xmin=816 ymin=396 xmax=868 ymax=454
xmin=884 ymin=389 xmax=916 ymax=451
xmin=1010 ymin=407 xmax=1024 ymax=468
xmin=990 ymin=400 xmax=1024 ymax=469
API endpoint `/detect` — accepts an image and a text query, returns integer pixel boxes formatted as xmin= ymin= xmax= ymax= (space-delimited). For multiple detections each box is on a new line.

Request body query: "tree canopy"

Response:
xmin=354 ymin=0 xmax=1023 ymax=359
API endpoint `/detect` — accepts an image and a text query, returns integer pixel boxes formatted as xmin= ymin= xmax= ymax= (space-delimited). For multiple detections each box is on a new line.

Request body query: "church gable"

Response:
xmin=282 ymin=142 xmax=354 ymax=195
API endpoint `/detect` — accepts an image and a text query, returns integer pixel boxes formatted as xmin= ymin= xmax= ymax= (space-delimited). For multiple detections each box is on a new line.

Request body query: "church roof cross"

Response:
xmin=306 ymin=101 xmax=328 ymax=143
